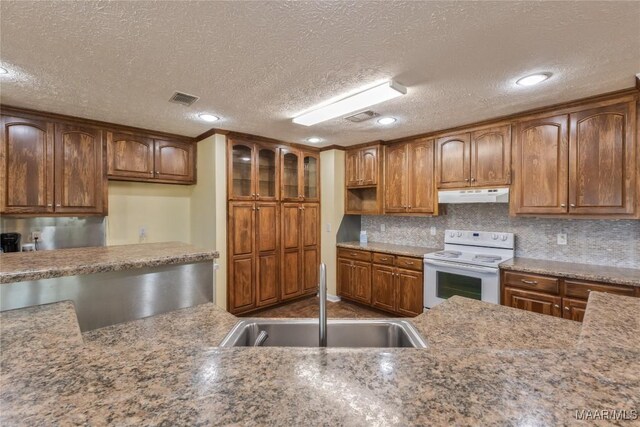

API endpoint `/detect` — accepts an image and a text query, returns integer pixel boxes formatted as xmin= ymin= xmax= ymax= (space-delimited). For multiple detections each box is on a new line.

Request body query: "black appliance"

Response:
xmin=0 ymin=232 xmax=21 ymax=253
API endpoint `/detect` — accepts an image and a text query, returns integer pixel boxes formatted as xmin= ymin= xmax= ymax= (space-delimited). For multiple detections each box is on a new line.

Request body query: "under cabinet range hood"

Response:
xmin=438 ymin=188 xmax=509 ymax=204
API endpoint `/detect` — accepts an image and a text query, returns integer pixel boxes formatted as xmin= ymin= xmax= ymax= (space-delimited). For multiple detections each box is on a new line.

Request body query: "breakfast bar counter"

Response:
xmin=0 ymin=242 xmax=218 ymax=284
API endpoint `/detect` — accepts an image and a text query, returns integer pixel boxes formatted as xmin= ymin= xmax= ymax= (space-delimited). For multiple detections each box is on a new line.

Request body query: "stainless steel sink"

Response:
xmin=218 ymin=319 xmax=428 ymax=348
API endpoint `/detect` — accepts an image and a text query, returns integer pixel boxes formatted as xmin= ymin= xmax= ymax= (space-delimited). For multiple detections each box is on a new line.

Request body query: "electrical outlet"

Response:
xmin=139 ymin=226 xmax=147 ymax=242
xmin=557 ymin=233 xmax=567 ymax=245
xmin=30 ymin=231 xmax=42 ymax=242
xmin=380 ymin=224 xmax=386 ymax=232
xmin=430 ymin=226 xmax=437 ymax=236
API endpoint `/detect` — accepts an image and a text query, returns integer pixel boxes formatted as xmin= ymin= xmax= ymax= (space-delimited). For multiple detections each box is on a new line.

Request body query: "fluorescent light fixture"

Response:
xmin=0 ymin=67 xmax=8 ymax=74
xmin=516 ymin=73 xmax=551 ymax=86
xmin=199 ymin=113 xmax=219 ymax=122
xmin=306 ymin=137 xmax=322 ymax=143
xmin=377 ymin=117 xmax=397 ymax=125
xmin=293 ymin=81 xmax=406 ymax=126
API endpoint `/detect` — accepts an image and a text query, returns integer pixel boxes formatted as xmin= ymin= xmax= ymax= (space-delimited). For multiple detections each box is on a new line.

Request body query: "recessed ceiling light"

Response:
xmin=199 ymin=113 xmax=219 ymax=122
xmin=307 ymin=137 xmax=322 ymax=143
xmin=293 ymin=80 xmax=407 ymax=126
xmin=377 ymin=117 xmax=397 ymax=125
xmin=516 ymin=73 xmax=551 ymax=86
xmin=0 ymin=67 xmax=8 ymax=74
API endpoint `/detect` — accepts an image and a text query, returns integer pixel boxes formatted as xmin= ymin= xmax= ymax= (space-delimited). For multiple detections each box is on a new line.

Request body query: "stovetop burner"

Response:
xmin=473 ymin=254 xmax=502 ymax=263
xmin=434 ymin=250 xmax=462 ymax=258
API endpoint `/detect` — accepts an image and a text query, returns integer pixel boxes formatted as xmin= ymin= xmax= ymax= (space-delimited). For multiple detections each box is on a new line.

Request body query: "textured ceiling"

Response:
xmin=1 ymin=1 xmax=639 ymax=146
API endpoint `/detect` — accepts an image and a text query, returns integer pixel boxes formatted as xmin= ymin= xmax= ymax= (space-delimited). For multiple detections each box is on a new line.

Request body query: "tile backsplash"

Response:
xmin=362 ymin=204 xmax=640 ymax=268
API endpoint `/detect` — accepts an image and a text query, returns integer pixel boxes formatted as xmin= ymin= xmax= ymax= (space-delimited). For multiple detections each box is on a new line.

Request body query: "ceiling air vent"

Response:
xmin=344 ymin=110 xmax=380 ymax=123
xmin=169 ymin=91 xmax=200 ymax=106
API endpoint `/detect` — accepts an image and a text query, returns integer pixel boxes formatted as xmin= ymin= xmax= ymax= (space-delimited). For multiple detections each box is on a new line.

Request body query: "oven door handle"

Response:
xmin=424 ymin=259 xmax=498 ymax=274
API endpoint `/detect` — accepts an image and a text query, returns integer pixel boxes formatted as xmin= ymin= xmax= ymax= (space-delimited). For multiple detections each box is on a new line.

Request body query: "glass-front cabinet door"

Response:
xmin=281 ymin=150 xmax=300 ymax=200
xmin=257 ymin=145 xmax=278 ymax=200
xmin=229 ymin=141 xmax=255 ymax=200
xmin=303 ymin=152 xmax=319 ymax=201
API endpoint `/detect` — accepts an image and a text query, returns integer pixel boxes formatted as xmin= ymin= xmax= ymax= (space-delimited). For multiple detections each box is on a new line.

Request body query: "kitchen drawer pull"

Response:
xmin=404 ymin=260 xmax=414 ymax=264
xmin=380 ymin=257 xmax=389 ymax=261
xmin=351 ymin=252 xmax=357 ymax=256
xmin=520 ymin=279 xmax=538 ymax=285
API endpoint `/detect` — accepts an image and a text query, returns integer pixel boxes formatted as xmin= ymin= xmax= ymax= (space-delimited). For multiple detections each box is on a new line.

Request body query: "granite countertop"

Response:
xmin=0 ymin=242 xmax=219 ymax=284
xmin=579 ymin=292 xmax=640 ymax=352
xmin=2 ymin=294 xmax=638 ymax=425
xmin=500 ymin=257 xmax=640 ymax=287
xmin=337 ymin=241 xmax=441 ymax=257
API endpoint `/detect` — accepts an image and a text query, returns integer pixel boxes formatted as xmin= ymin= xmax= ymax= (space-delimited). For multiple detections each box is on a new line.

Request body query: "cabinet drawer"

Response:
xmin=337 ymin=248 xmax=371 ymax=262
xmin=564 ymin=280 xmax=635 ymax=300
xmin=372 ymin=252 xmax=395 ymax=266
xmin=503 ymin=271 xmax=559 ymax=294
xmin=396 ymin=256 xmax=423 ymax=271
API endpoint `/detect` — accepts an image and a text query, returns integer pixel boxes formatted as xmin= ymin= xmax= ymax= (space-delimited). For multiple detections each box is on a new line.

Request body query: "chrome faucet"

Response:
xmin=319 ymin=263 xmax=327 ymax=347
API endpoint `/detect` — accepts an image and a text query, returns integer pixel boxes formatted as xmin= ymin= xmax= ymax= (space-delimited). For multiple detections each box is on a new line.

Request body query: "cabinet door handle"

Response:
xmin=560 ymin=203 xmax=566 ymax=207
xmin=471 ymin=178 xmax=476 ymax=182
xmin=570 ymin=204 xmax=576 ymax=207
xmin=256 ymin=207 xmax=260 ymax=211
xmin=554 ymin=304 xmax=560 ymax=309
xmin=149 ymin=171 xmax=153 ymax=174
xmin=520 ymin=279 xmax=538 ymax=285
xmin=56 ymin=204 xmax=61 ymax=207
xmin=256 ymin=194 xmax=260 ymax=197
xmin=464 ymin=178 xmax=469 ymax=182
xmin=47 ymin=204 xmax=53 ymax=207
xmin=564 ymin=306 xmax=570 ymax=311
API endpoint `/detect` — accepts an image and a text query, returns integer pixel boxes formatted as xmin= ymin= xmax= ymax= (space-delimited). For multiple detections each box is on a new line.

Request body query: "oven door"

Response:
xmin=423 ymin=259 xmax=499 ymax=308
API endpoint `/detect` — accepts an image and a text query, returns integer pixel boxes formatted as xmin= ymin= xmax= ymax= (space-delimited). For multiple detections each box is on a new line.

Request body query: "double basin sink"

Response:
xmin=219 ymin=319 xmax=427 ymax=348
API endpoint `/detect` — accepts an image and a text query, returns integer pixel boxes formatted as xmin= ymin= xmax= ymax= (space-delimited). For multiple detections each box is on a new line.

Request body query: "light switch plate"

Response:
xmin=430 ymin=226 xmax=437 ymax=236
xmin=557 ymin=233 xmax=567 ymax=245
xmin=325 ymin=223 xmax=331 ymax=232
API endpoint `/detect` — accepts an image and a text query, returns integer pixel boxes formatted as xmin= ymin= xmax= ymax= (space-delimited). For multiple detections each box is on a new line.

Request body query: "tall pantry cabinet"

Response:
xmin=227 ymin=136 xmax=320 ymax=314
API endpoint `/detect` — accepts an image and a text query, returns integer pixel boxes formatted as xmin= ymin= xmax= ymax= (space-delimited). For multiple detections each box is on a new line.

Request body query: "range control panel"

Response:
xmin=443 ymin=229 xmax=514 ymax=249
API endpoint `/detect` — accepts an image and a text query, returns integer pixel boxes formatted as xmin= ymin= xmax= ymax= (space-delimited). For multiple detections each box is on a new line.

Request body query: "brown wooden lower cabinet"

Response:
xmin=228 ymin=201 xmax=280 ymax=314
xmin=280 ymin=202 xmax=320 ymax=302
xmin=501 ymin=269 xmax=638 ymax=322
xmin=562 ymin=298 xmax=587 ymax=322
xmin=503 ymin=287 xmax=562 ymax=317
xmin=338 ymin=248 xmax=424 ymax=317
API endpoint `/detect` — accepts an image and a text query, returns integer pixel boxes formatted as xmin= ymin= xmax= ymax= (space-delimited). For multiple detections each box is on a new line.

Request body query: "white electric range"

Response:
xmin=423 ymin=229 xmax=514 ymax=308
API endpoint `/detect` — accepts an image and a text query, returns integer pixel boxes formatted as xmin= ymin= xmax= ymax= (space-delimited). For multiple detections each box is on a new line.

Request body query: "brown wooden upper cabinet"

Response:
xmin=346 ymin=146 xmax=379 ymax=187
xmin=228 ymin=138 xmax=279 ymax=200
xmin=280 ymin=148 xmax=319 ymax=202
xmin=107 ymin=133 xmax=194 ymax=184
xmin=512 ymin=100 xmax=636 ymax=217
xmin=435 ymin=125 xmax=511 ymax=189
xmin=1 ymin=116 xmax=107 ymax=215
xmin=384 ymin=137 xmax=436 ymax=214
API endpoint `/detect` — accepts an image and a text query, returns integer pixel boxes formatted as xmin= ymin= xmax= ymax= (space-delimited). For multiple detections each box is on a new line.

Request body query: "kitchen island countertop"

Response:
xmin=0 ymin=242 xmax=218 ymax=284
xmin=2 ymin=292 xmax=638 ymax=425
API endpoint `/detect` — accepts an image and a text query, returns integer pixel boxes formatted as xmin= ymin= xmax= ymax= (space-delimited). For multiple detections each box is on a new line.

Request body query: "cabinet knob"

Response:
xmin=570 ymin=204 xmax=576 ymax=207
xmin=471 ymin=178 xmax=476 ymax=182
xmin=564 ymin=306 xmax=569 ymax=311
xmin=56 ymin=204 xmax=61 ymax=207
xmin=149 ymin=171 xmax=153 ymax=174
xmin=256 ymin=194 xmax=260 ymax=197
xmin=256 ymin=207 xmax=260 ymax=211
xmin=47 ymin=204 xmax=53 ymax=207
xmin=560 ymin=203 xmax=566 ymax=207
xmin=465 ymin=178 xmax=469 ymax=182
xmin=554 ymin=304 xmax=560 ymax=309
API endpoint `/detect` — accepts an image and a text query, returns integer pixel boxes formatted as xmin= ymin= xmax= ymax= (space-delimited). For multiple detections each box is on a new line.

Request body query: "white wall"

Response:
xmin=189 ymin=133 xmax=227 ymax=309
xmin=107 ymin=181 xmax=192 ymax=245
xmin=320 ymin=149 xmax=345 ymax=296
